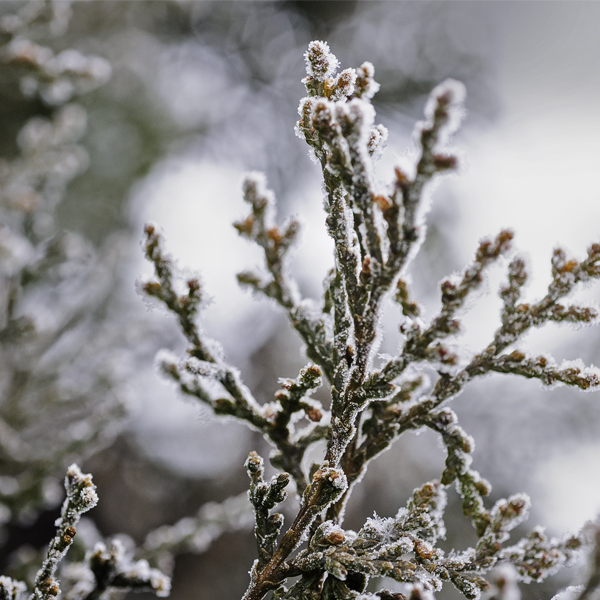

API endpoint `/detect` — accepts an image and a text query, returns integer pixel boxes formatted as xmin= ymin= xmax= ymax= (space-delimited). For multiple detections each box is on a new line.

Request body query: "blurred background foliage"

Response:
xmin=1 ymin=2 xmax=599 ymax=600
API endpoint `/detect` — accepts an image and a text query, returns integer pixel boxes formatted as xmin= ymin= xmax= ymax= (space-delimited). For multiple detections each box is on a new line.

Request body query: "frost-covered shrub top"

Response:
xmin=140 ymin=40 xmax=600 ymax=600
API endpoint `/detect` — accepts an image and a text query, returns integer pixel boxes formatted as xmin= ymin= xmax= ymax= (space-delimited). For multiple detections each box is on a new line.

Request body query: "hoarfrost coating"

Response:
xmin=140 ymin=40 xmax=600 ymax=600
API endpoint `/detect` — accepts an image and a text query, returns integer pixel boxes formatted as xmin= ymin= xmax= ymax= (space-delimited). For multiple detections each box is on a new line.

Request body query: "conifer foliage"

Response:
xmin=141 ymin=41 xmax=600 ymax=600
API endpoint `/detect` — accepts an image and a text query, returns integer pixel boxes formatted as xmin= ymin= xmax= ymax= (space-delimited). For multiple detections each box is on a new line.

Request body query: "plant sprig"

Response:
xmin=142 ymin=40 xmax=600 ymax=600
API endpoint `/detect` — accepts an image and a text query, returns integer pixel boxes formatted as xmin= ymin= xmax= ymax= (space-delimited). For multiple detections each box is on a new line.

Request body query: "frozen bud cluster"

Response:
xmin=354 ymin=61 xmax=380 ymax=100
xmin=421 ymin=79 xmax=466 ymax=145
xmin=304 ymin=40 xmax=339 ymax=83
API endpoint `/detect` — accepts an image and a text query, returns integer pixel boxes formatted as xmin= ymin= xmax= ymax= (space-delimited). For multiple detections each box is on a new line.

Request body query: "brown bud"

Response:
xmin=323 ymin=77 xmax=336 ymax=97
xmin=414 ymin=539 xmax=434 ymax=560
xmin=263 ymin=404 xmax=278 ymax=419
xmin=436 ymin=346 xmax=458 ymax=365
xmin=394 ymin=166 xmax=408 ymax=185
xmin=143 ymin=282 xmax=161 ymax=295
xmin=267 ymin=227 xmax=284 ymax=245
xmin=436 ymin=88 xmax=454 ymax=106
xmin=478 ymin=240 xmax=491 ymax=259
xmin=497 ymin=229 xmax=514 ymax=249
xmin=373 ymin=194 xmax=392 ymax=212
xmin=345 ymin=345 xmax=354 ymax=368
xmin=245 ymin=451 xmax=262 ymax=474
xmin=433 ymin=153 xmax=457 ymax=171
xmin=234 ymin=215 xmax=255 ymax=235
xmin=441 ymin=279 xmax=456 ymax=302
xmin=474 ymin=479 xmax=491 ymax=496
xmin=509 ymin=497 xmax=527 ymax=513
xmin=305 ymin=407 xmax=323 ymax=423
xmin=213 ymin=398 xmax=233 ymax=413
xmin=561 ymin=260 xmax=578 ymax=273
xmin=325 ymin=529 xmax=345 ymax=545
xmin=360 ymin=257 xmax=372 ymax=285
xmin=383 ymin=404 xmax=403 ymax=420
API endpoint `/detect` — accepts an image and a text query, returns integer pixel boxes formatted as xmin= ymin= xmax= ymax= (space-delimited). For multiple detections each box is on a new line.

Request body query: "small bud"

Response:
xmin=304 ymin=365 xmax=322 ymax=378
xmin=475 ymin=479 xmax=492 ymax=497
xmin=304 ymin=41 xmax=339 ymax=83
xmin=395 ymin=166 xmax=409 ymax=185
xmin=374 ymin=194 xmax=392 ymax=212
xmin=310 ymin=462 xmax=348 ymax=508
xmin=245 ymin=451 xmax=263 ymax=475
xmin=305 ymin=407 xmax=323 ymax=423
xmin=441 ymin=279 xmax=457 ymax=302
xmin=234 ymin=215 xmax=255 ymax=235
xmin=214 ymin=398 xmax=233 ymax=413
xmin=267 ymin=227 xmax=283 ymax=245
xmin=354 ymin=61 xmax=380 ymax=99
xmin=143 ymin=282 xmax=162 ymax=296
xmin=331 ymin=68 xmax=356 ymax=101
xmin=360 ymin=256 xmax=372 ymax=285
xmin=561 ymin=259 xmax=578 ymax=273
xmin=325 ymin=529 xmax=345 ymax=545
xmin=433 ymin=153 xmax=458 ymax=171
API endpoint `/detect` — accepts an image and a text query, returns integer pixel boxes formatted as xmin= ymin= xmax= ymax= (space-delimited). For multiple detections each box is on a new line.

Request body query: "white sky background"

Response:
xmin=130 ymin=3 xmax=600 ymax=531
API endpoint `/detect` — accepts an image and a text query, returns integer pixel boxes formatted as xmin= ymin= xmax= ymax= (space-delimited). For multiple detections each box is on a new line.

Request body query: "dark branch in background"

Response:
xmin=0 ymin=0 xmax=123 ymax=527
